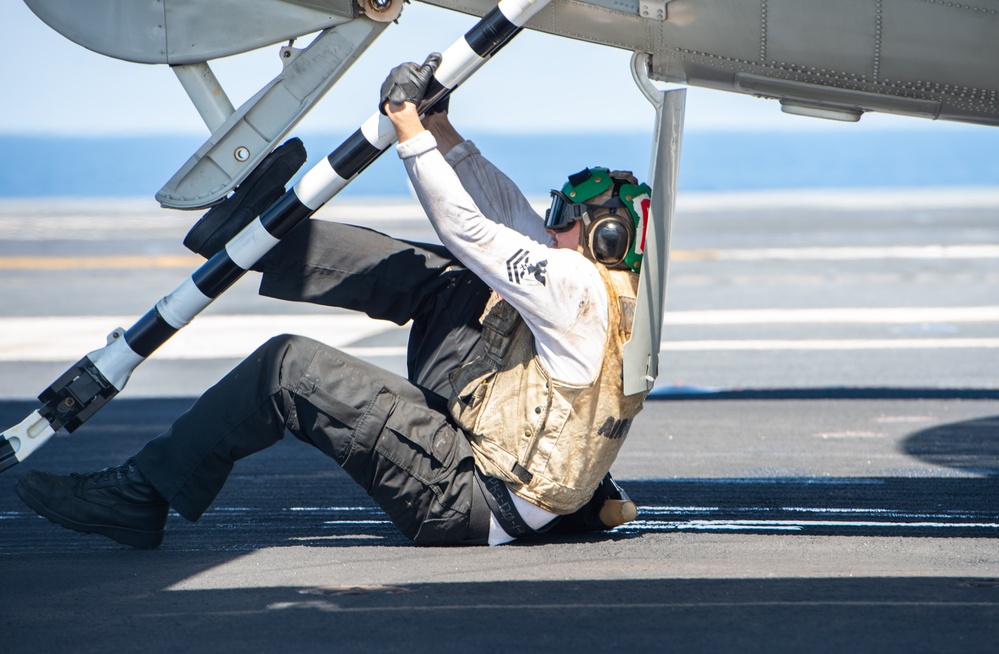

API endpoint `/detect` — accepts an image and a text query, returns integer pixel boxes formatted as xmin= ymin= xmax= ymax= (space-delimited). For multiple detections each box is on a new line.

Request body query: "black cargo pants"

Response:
xmin=135 ymin=220 xmax=494 ymax=545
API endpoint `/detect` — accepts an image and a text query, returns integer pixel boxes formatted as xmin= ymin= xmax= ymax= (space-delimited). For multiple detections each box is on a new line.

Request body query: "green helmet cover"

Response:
xmin=561 ymin=167 xmax=652 ymax=272
xmin=560 ymin=167 xmax=615 ymax=203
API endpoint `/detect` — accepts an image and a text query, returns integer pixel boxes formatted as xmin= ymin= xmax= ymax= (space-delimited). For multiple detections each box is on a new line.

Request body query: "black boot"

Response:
xmin=548 ymin=473 xmax=638 ymax=534
xmin=183 ymin=137 xmax=308 ymax=263
xmin=15 ymin=458 xmax=169 ymax=549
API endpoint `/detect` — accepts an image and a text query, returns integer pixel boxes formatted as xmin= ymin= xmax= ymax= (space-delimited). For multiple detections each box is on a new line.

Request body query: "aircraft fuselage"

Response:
xmin=426 ymin=0 xmax=999 ymax=125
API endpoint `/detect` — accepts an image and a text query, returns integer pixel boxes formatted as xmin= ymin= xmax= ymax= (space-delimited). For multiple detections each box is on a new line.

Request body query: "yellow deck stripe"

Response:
xmin=0 ymin=255 xmax=203 ymax=270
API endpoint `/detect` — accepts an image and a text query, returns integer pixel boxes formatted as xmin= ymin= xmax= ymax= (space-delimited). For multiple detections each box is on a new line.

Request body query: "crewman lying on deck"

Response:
xmin=16 ymin=55 xmax=652 ymax=547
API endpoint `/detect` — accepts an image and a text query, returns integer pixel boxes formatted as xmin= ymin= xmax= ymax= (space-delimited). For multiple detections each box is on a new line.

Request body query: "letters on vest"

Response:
xmin=597 ymin=417 xmax=631 ymax=440
xmin=447 ymin=264 xmax=647 ymax=514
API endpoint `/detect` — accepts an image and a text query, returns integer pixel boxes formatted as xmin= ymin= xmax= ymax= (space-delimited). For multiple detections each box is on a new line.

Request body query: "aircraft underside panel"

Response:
xmin=23 ymin=0 xmax=357 ymax=64
xmin=424 ymin=0 xmax=999 ymax=126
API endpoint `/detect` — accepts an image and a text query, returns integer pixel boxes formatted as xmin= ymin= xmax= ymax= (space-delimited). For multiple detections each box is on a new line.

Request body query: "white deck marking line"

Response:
xmin=660 ymin=338 xmax=999 ymax=351
xmin=621 ymin=519 xmax=999 ymax=531
xmin=2 ymin=244 xmax=998 ymax=269
xmin=0 ymin=311 xmax=996 ymax=361
xmin=673 ymin=244 xmax=999 ymax=261
xmin=665 ymin=306 xmax=999 ymax=324
xmin=138 ymin=600 xmax=999 ymax=616
xmin=626 ymin=504 xmax=999 ymax=532
xmin=0 ymin=314 xmax=402 ymax=361
xmin=341 ymin=338 xmax=999 ymax=358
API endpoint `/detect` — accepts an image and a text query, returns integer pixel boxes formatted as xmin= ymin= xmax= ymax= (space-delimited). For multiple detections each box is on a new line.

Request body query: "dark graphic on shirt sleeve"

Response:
xmin=506 ymin=249 xmax=547 ymax=286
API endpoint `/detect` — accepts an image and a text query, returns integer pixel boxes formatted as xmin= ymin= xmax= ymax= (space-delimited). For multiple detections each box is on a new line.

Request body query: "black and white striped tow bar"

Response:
xmin=0 ymin=0 xmax=553 ymax=472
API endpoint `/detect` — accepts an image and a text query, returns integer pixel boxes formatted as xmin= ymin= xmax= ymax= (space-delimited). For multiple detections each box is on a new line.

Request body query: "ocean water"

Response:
xmin=1 ymin=128 xmax=998 ymax=201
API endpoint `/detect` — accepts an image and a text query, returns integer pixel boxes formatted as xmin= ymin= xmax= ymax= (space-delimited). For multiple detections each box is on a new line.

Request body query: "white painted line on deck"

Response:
xmin=341 ymin=338 xmax=999 ymax=358
xmin=140 ymin=599 xmax=999 ymax=616
xmin=673 ymin=244 xmax=999 ymax=261
xmin=661 ymin=338 xmax=999 ymax=351
xmin=672 ymin=187 xmax=999 ymax=212
xmin=2 ymin=244 xmax=997 ymax=269
xmin=666 ymin=306 xmax=999 ymax=324
xmin=623 ymin=504 xmax=999 ymax=534
xmin=621 ymin=519 xmax=999 ymax=532
xmin=0 ymin=314 xmax=403 ymax=362
xmin=0 ymin=310 xmax=996 ymax=361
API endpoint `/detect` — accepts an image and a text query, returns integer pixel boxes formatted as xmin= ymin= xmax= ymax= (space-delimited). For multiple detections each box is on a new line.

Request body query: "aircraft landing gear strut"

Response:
xmin=621 ymin=53 xmax=685 ymax=396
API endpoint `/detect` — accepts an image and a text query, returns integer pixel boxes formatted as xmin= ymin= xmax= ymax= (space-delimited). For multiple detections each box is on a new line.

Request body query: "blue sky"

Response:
xmin=0 ymin=0 xmax=952 ymax=137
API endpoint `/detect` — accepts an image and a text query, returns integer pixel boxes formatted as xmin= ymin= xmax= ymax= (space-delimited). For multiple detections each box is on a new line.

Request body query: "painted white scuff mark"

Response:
xmin=620 ymin=519 xmax=999 ymax=532
xmin=814 ymin=431 xmax=888 ymax=439
xmin=288 ymin=534 xmax=385 ymax=543
xmin=173 ymin=597 xmax=999 ymax=616
xmin=146 ymin=598 xmax=999 ymax=617
xmin=640 ymin=505 xmax=967 ymax=518
xmin=779 ymin=507 xmax=939 ymax=517
xmin=639 ymin=506 xmax=724 ymax=514
xmin=288 ymin=506 xmax=376 ymax=512
xmin=626 ymin=505 xmax=999 ymax=533
xmin=645 ymin=521 xmax=805 ymax=532
xmin=268 ymin=601 xmax=344 ymax=613
xmin=645 ymin=478 xmax=886 ymax=486
xmin=874 ymin=415 xmax=937 ymax=424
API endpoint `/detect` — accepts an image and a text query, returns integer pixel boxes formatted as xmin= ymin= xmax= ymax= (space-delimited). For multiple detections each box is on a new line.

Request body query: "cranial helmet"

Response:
xmin=544 ymin=167 xmax=652 ymax=272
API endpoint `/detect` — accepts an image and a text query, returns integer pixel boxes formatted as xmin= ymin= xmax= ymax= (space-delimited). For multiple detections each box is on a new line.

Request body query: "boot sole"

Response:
xmin=15 ymin=481 xmax=164 ymax=549
xmin=599 ymin=499 xmax=638 ymax=528
xmin=183 ymin=137 xmax=307 ymax=257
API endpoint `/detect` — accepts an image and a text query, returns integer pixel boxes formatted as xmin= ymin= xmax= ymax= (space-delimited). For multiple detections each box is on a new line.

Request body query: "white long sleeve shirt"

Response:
xmin=398 ymin=131 xmax=609 ymax=384
xmin=396 ymin=131 xmax=610 ymax=544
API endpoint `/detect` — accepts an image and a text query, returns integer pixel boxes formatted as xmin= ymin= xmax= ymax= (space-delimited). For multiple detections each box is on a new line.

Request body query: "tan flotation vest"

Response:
xmin=447 ymin=265 xmax=647 ymax=514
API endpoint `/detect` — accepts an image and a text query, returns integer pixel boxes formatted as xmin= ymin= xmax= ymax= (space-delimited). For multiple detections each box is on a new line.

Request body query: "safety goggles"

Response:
xmin=544 ymin=189 xmax=589 ymax=232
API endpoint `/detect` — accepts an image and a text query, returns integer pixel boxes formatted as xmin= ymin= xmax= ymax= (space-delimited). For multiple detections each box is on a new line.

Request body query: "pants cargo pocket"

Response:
xmin=358 ymin=387 xmax=468 ymax=542
xmin=375 ymin=388 xmax=459 ymax=487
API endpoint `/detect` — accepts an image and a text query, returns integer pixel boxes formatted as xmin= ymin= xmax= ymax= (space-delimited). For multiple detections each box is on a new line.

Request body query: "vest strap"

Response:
xmin=475 ymin=469 xmax=549 ymax=539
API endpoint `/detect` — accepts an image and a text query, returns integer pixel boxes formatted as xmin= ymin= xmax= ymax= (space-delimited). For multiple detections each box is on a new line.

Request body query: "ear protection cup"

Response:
xmin=585 ymin=210 xmax=634 ymax=268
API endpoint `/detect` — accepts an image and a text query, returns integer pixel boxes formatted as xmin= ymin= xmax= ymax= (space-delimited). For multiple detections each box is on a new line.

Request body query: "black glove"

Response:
xmin=379 ymin=53 xmax=443 ymax=115
xmin=425 ymin=93 xmax=450 ymax=116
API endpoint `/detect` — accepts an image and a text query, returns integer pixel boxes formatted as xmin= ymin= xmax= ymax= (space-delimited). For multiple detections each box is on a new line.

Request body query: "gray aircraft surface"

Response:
xmin=2 ymin=0 xmax=995 ymax=466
